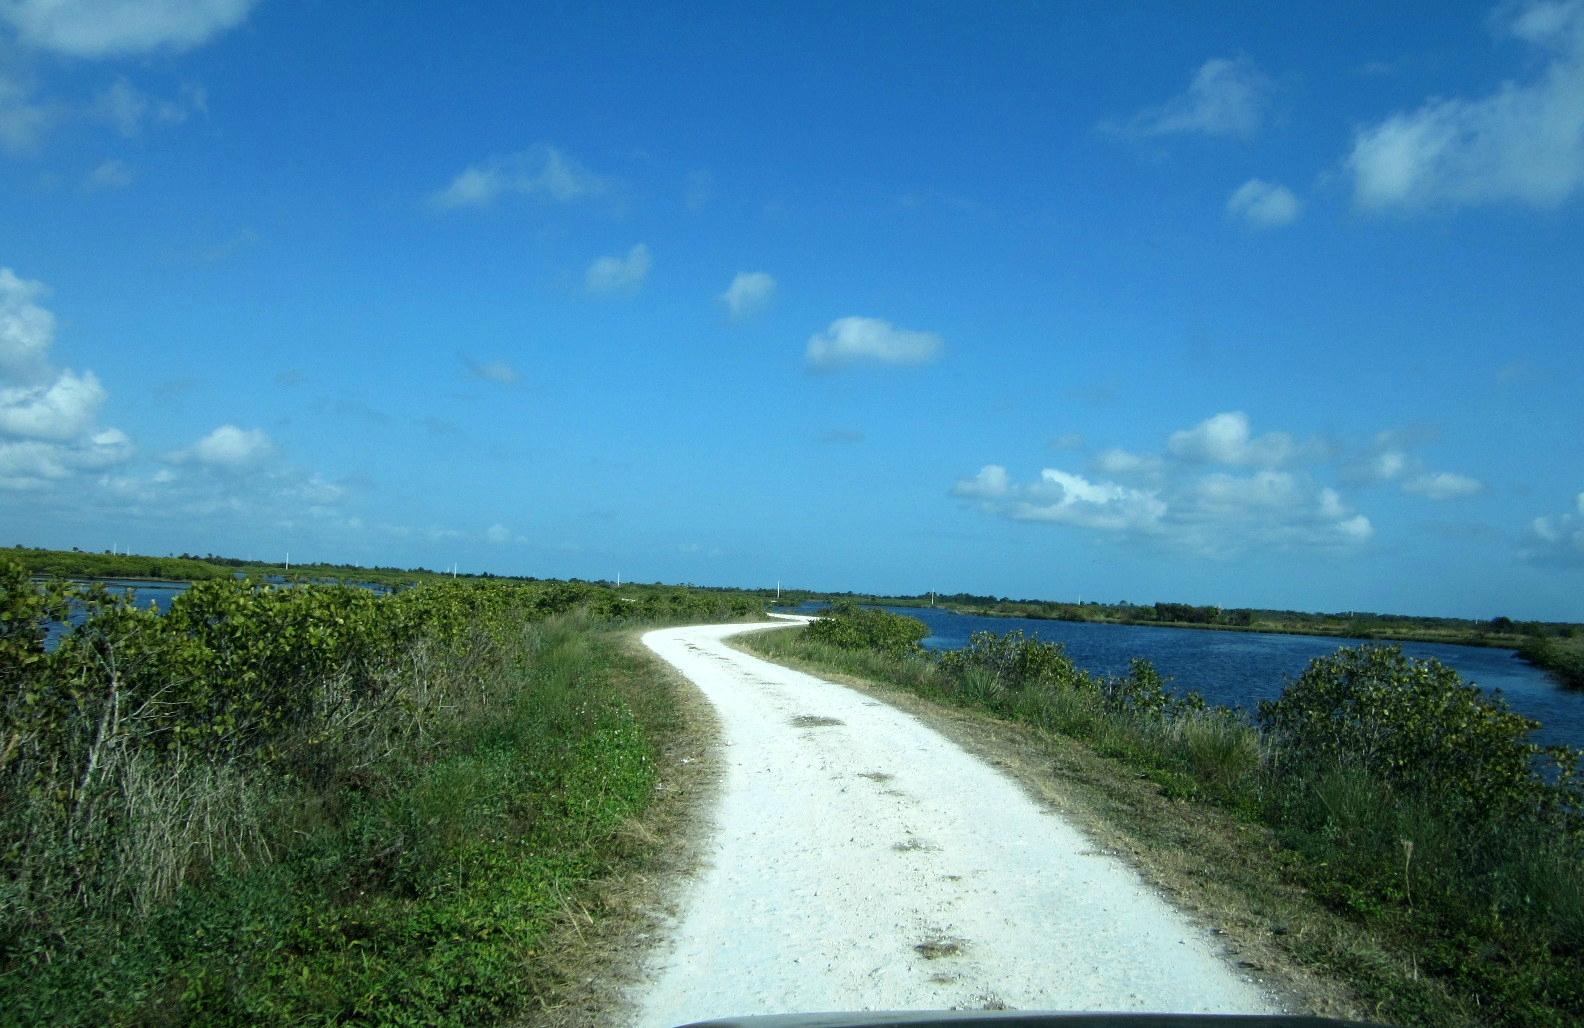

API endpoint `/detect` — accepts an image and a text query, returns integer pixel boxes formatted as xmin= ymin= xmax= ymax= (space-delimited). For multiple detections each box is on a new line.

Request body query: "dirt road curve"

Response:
xmin=628 ymin=620 xmax=1279 ymax=1027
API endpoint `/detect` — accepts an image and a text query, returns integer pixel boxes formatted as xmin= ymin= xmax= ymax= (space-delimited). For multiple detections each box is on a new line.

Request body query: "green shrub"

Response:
xmin=1258 ymin=645 xmax=1574 ymax=822
xmin=806 ymin=602 xmax=927 ymax=658
xmin=938 ymin=630 xmax=1087 ymax=694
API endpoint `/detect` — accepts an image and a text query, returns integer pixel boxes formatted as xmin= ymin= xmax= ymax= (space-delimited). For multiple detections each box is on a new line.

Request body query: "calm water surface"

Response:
xmin=792 ymin=603 xmax=1582 ymax=751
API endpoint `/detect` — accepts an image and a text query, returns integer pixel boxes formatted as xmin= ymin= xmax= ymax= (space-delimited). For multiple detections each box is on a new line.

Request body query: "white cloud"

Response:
xmin=1167 ymin=411 xmax=1296 ymax=467
xmin=1093 ymin=447 xmax=1164 ymax=476
xmin=585 ymin=243 xmax=651 ymax=294
xmin=0 ymin=269 xmax=132 ymax=491
xmin=806 ymin=316 xmax=944 ymax=370
xmin=1011 ymin=469 xmax=1169 ymax=533
xmin=1402 ymin=471 xmax=1485 ymax=500
xmin=1048 ymin=432 xmax=1085 ymax=451
xmin=1111 ymin=57 xmax=1272 ymax=139
xmin=0 ymin=428 xmax=130 ymax=489
xmin=0 ymin=0 xmax=257 ymax=57
xmin=956 ymin=412 xmax=1378 ymax=556
xmin=180 ymin=424 xmax=274 ymax=470
xmin=1522 ymin=491 xmax=1584 ymax=567
xmin=1348 ymin=0 xmax=1584 ymax=209
xmin=432 ymin=147 xmax=611 ymax=209
xmin=719 ymin=271 xmax=776 ymax=320
xmin=1176 ymin=471 xmax=1373 ymax=552
xmin=0 ymin=368 xmax=105 ymax=440
xmin=84 ymin=157 xmax=133 ymax=191
xmin=951 ymin=464 xmax=1010 ymax=499
xmin=485 ymin=523 xmax=516 ymax=545
xmin=0 ymin=266 xmax=54 ymax=380
xmin=1226 ymin=179 xmax=1302 ymax=228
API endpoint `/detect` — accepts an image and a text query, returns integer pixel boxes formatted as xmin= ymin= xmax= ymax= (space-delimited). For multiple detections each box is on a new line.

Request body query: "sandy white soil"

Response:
xmin=627 ymin=620 xmax=1279 ymax=1028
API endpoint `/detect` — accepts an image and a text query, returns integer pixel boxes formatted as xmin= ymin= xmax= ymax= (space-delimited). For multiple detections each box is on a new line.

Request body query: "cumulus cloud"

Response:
xmin=954 ymin=412 xmax=1378 ymax=556
xmin=0 ymin=368 xmax=106 ymax=440
xmin=1093 ymin=447 xmax=1164 ymax=477
xmin=432 ymin=147 xmax=612 ymax=209
xmin=0 ymin=268 xmax=132 ymax=490
xmin=1343 ymin=435 xmax=1483 ymax=500
xmin=0 ymin=0 xmax=256 ymax=56
xmin=0 ymin=267 xmax=54 ymax=380
xmin=1522 ymin=490 xmax=1584 ymax=567
xmin=485 ymin=523 xmax=512 ymax=544
xmin=719 ymin=271 xmax=776 ymax=320
xmin=1109 ymin=57 xmax=1273 ymax=139
xmin=1348 ymin=0 xmax=1584 ymax=210
xmin=951 ymin=464 xmax=1010 ymax=499
xmin=1402 ymin=471 xmax=1485 ymax=500
xmin=806 ymin=316 xmax=944 ymax=371
xmin=174 ymin=424 xmax=275 ymax=470
xmin=1167 ymin=411 xmax=1296 ymax=467
xmin=0 ymin=427 xmax=131 ymax=489
xmin=1010 ymin=469 xmax=1169 ymax=533
xmin=1226 ymin=179 xmax=1303 ymax=228
xmin=585 ymin=243 xmax=651 ymax=294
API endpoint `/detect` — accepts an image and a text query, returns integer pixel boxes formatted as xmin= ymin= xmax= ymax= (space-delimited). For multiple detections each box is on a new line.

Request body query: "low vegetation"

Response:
xmin=744 ymin=606 xmax=1584 ymax=1027
xmin=0 ymin=560 xmax=757 ymax=1025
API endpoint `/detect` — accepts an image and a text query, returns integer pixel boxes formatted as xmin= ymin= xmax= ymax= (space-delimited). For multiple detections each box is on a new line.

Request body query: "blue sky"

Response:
xmin=1 ymin=1 xmax=1582 ymax=619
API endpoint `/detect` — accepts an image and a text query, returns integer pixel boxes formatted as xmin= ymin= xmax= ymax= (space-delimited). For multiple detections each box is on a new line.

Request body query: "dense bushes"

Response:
xmin=806 ymin=601 xmax=928 ymax=657
xmin=1260 ymin=645 xmax=1579 ymax=820
xmin=0 ymin=560 xmax=759 ymax=1024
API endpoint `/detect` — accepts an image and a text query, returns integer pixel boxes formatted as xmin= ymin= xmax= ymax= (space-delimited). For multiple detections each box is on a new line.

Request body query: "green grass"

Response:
xmin=0 ymin=613 xmax=687 ymax=1026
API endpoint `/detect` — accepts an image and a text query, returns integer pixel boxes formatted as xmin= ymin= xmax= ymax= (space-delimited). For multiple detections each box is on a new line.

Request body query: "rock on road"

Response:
xmin=628 ymin=620 xmax=1279 ymax=1027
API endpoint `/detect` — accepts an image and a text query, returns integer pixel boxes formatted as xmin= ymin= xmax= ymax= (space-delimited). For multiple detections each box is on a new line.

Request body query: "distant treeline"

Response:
xmin=6 ymin=545 xmax=784 ymax=600
xmin=819 ymin=589 xmax=1581 ymax=648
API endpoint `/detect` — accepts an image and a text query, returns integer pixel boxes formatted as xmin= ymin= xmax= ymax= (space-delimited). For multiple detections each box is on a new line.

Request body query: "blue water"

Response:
xmin=789 ymin=603 xmax=1582 ymax=752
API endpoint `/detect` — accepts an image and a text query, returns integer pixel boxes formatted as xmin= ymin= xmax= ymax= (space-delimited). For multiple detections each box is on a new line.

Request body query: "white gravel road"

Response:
xmin=628 ymin=619 xmax=1279 ymax=1027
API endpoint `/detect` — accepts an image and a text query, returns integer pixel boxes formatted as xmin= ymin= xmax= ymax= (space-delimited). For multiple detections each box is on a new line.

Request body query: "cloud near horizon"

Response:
xmin=1348 ymin=0 xmax=1584 ymax=210
xmin=806 ymin=316 xmax=944 ymax=370
xmin=953 ymin=411 xmax=1375 ymax=558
